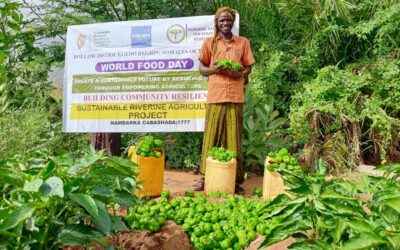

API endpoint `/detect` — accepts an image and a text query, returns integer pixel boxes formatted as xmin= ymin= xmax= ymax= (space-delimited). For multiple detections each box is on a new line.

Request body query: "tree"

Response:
xmin=0 ymin=1 xmax=47 ymax=112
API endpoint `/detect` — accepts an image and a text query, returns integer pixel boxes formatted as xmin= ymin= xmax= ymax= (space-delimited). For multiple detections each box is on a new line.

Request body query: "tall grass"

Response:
xmin=0 ymin=105 xmax=90 ymax=159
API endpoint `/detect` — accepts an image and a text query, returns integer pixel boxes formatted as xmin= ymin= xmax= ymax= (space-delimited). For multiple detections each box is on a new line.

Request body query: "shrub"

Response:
xmin=289 ymin=58 xmax=400 ymax=173
xmin=0 ymin=105 xmax=90 ymax=159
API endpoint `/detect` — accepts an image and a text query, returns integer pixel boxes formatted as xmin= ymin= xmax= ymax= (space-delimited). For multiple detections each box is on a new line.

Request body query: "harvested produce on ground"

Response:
xmin=161 ymin=190 xmax=170 ymax=198
xmin=252 ymin=187 xmax=262 ymax=197
xmin=126 ymin=192 xmax=282 ymax=250
xmin=185 ymin=190 xmax=195 ymax=197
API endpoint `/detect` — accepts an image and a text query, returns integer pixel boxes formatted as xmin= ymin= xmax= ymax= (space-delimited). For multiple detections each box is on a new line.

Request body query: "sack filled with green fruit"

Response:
xmin=208 ymin=146 xmax=237 ymax=163
xmin=214 ymin=59 xmax=242 ymax=71
xmin=135 ymin=136 xmax=164 ymax=158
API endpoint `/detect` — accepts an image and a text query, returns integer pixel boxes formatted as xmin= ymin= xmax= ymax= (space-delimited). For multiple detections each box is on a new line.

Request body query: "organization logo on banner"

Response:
xmin=131 ymin=26 xmax=152 ymax=47
xmin=167 ymin=24 xmax=185 ymax=44
xmin=77 ymin=34 xmax=87 ymax=49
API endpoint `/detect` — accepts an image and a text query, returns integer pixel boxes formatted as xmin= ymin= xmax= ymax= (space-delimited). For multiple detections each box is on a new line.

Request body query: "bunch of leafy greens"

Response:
xmin=214 ymin=59 xmax=242 ymax=71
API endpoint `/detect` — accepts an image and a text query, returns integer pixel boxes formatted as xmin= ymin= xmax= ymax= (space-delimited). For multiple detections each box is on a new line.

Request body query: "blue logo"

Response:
xmin=131 ymin=26 xmax=152 ymax=48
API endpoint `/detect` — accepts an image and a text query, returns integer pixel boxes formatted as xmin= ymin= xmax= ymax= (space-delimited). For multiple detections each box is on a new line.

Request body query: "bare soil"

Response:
xmin=164 ymin=169 xmax=264 ymax=196
xmin=62 ymin=221 xmax=192 ymax=250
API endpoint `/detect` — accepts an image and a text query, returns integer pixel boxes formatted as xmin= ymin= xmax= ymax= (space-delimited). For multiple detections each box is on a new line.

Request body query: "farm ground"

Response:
xmin=163 ymin=169 xmax=264 ymax=196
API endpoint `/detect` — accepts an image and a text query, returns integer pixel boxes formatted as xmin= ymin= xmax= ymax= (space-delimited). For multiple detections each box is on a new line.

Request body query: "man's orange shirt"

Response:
xmin=199 ymin=34 xmax=255 ymax=103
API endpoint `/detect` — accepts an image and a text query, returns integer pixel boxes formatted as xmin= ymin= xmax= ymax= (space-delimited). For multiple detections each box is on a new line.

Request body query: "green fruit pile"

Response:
xmin=266 ymin=148 xmax=301 ymax=171
xmin=208 ymin=146 xmax=237 ymax=162
xmin=185 ymin=190 xmax=195 ymax=197
xmin=136 ymin=136 xmax=164 ymax=158
xmin=252 ymin=187 xmax=262 ymax=197
xmin=126 ymin=192 xmax=282 ymax=250
xmin=214 ymin=59 xmax=242 ymax=71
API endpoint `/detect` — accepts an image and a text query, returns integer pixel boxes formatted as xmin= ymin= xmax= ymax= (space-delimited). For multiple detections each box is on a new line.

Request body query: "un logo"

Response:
xmin=167 ymin=24 xmax=186 ymax=44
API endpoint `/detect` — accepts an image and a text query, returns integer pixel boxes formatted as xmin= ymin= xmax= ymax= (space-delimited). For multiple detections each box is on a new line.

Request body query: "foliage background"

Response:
xmin=1 ymin=0 xmax=399 ymax=172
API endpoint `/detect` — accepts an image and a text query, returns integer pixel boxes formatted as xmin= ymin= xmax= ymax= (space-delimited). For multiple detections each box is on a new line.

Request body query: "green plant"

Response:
xmin=0 ymin=1 xmax=90 ymax=159
xmin=243 ymin=87 xmax=286 ymax=171
xmin=290 ymin=59 xmax=400 ymax=171
xmin=358 ymin=163 xmax=400 ymax=247
xmin=0 ymin=148 xmax=139 ymax=249
xmin=165 ymin=133 xmax=203 ymax=170
xmin=250 ymin=49 xmax=299 ymax=114
xmin=0 ymin=1 xmax=48 ymax=112
xmin=348 ymin=3 xmax=400 ymax=57
xmin=0 ymin=106 xmax=90 ymax=159
xmin=260 ymin=160 xmax=400 ymax=249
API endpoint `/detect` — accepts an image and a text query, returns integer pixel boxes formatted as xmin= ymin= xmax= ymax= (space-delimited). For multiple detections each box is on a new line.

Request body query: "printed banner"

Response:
xmin=63 ymin=15 xmax=239 ymax=132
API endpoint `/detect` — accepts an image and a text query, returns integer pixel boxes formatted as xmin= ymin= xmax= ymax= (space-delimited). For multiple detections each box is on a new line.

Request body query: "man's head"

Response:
xmin=214 ymin=7 xmax=236 ymax=35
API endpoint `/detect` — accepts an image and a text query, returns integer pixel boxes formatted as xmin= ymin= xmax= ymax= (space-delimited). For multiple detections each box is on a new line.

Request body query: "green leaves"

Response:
xmin=107 ymin=156 xmax=138 ymax=175
xmin=43 ymin=176 xmax=64 ymax=198
xmin=381 ymin=198 xmax=400 ymax=214
xmin=342 ymin=233 xmax=387 ymax=250
xmin=346 ymin=220 xmax=374 ymax=234
xmin=90 ymin=185 xmax=115 ymax=197
xmin=23 ymin=178 xmax=43 ymax=192
xmin=243 ymin=91 xmax=285 ymax=169
xmin=290 ymin=58 xmax=400 ymax=171
xmin=0 ymin=206 xmax=36 ymax=231
xmin=91 ymin=200 xmax=111 ymax=235
xmin=64 ymin=196 xmax=112 ymax=236
xmin=0 ymin=149 xmax=139 ymax=249
xmin=67 ymin=149 xmax=104 ymax=175
xmin=69 ymin=193 xmax=99 ymax=218
xmin=262 ymin=161 xmax=400 ymax=249
xmin=10 ymin=10 xmax=22 ymax=22
xmin=261 ymin=213 xmax=311 ymax=247
xmin=6 ymin=21 xmax=20 ymax=31
xmin=57 ymin=225 xmax=107 ymax=246
xmin=0 ymin=165 xmax=24 ymax=187
xmin=0 ymin=0 xmax=45 ymax=116
xmin=319 ymin=189 xmax=355 ymax=200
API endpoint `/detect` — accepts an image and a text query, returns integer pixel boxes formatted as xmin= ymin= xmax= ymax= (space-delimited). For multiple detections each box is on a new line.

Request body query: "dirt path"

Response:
xmin=163 ymin=169 xmax=263 ymax=196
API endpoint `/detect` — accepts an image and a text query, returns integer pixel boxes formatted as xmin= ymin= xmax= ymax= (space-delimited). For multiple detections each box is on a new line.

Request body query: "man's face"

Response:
xmin=217 ymin=12 xmax=234 ymax=35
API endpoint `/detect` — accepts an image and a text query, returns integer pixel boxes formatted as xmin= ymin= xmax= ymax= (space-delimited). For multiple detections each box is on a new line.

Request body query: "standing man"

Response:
xmin=195 ymin=7 xmax=255 ymax=192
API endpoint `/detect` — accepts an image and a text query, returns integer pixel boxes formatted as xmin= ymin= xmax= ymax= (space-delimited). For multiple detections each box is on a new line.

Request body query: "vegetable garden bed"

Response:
xmin=1 ymin=149 xmax=399 ymax=250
